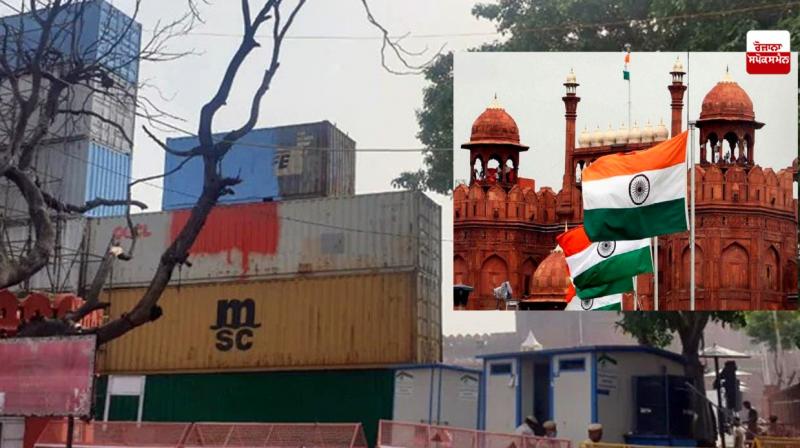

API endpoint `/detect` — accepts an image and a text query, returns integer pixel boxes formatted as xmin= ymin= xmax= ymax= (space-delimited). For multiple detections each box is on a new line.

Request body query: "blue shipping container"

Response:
xmin=0 ymin=0 xmax=141 ymax=85
xmin=84 ymin=142 xmax=132 ymax=217
xmin=162 ymin=121 xmax=356 ymax=210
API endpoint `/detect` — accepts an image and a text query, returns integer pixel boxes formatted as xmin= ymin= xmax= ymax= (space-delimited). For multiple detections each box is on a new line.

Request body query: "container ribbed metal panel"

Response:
xmin=85 ymin=191 xmax=439 ymax=286
xmin=162 ymin=121 xmax=356 ymax=210
xmin=98 ymin=272 xmax=439 ymax=373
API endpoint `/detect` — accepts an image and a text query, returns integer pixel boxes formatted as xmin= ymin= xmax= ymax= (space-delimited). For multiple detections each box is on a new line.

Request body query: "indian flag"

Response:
xmin=565 ymin=283 xmax=623 ymax=311
xmin=623 ymin=50 xmax=630 ymax=80
xmin=582 ymin=131 xmax=689 ymax=241
xmin=557 ymin=225 xmax=652 ymax=290
xmin=576 ymin=277 xmax=633 ymax=300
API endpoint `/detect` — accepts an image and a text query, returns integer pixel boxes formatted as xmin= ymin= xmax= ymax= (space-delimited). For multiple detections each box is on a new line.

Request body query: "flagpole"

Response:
xmin=625 ymin=43 xmax=632 ymax=131
xmin=654 ymin=236 xmax=659 ymax=311
xmin=689 ymin=121 xmax=696 ymax=311
xmin=626 ymin=43 xmax=634 ymax=311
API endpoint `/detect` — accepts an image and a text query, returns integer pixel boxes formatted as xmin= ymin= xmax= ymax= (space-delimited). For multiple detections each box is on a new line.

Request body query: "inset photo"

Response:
xmin=452 ymin=52 xmax=798 ymax=311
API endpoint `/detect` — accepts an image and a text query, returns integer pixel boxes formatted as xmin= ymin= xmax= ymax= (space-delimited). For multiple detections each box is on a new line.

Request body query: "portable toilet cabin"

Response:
xmin=478 ymin=345 xmax=698 ymax=445
xmin=392 ymin=364 xmax=481 ymax=429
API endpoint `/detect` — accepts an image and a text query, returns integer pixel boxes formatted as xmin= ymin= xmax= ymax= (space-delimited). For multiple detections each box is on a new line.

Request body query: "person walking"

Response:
xmin=741 ymin=401 xmax=759 ymax=444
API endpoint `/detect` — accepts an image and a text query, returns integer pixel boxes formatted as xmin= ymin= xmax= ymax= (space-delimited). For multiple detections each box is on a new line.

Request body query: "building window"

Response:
xmin=558 ymin=358 xmax=585 ymax=371
xmin=490 ymin=363 xmax=512 ymax=375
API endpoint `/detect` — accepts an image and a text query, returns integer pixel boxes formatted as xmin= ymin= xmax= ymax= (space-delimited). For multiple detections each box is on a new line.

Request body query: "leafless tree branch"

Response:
xmin=40 ymin=190 xmax=147 ymax=214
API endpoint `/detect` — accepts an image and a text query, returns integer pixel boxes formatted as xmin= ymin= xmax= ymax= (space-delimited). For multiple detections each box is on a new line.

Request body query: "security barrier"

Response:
xmin=34 ymin=420 xmax=369 ymax=448
xmin=377 ymin=420 xmax=572 ymax=448
xmin=755 ymin=436 xmax=800 ymax=448
xmin=586 ymin=444 xmax=697 ymax=448
xmin=183 ymin=423 xmax=369 ymax=448
xmin=34 ymin=421 xmax=193 ymax=448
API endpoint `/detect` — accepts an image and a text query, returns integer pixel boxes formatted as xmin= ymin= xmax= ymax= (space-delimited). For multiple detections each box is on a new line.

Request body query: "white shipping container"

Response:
xmin=84 ymin=190 xmax=441 ymax=287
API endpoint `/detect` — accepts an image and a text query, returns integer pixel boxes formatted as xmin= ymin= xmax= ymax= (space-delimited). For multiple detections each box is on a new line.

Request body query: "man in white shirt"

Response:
xmin=515 ymin=416 xmax=540 ymax=436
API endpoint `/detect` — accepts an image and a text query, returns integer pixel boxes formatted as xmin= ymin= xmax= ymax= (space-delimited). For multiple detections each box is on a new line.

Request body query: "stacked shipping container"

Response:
xmin=91 ymin=191 xmax=441 ymax=370
xmin=0 ymin=0 xmax=140 ymax=218
xmin=162 ymin=121 xmax=356 ymax=210
xmin=84 ymin=190 xmax=442 ymax=447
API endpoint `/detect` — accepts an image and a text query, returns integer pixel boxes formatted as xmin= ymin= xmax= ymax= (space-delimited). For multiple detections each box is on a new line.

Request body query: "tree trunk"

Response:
xmin=677 ymin=314 xmax=715 ymax=445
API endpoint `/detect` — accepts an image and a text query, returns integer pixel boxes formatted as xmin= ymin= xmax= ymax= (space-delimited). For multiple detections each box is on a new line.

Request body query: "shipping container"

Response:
xmin=92 ymin=366 xmax=480 ymax=448
xmin=1 ymin=139 xmax=131 ymax=221
xmin=0 ymin=0 xmax=141 ymax=86
xmin=86 ymin=75 xmax=137 ymax=153
xmin=14 ymin=74 xmax=136 ymax=153
xmin=98 ymin=271 xmax=440 ymax=373
xmin=162 ymin=121 xmax=355 ymax=209
xmin=84 ymin=142 xmax=132 ymax=217
xmin=85 ymin=191 xmax=440 ymax=286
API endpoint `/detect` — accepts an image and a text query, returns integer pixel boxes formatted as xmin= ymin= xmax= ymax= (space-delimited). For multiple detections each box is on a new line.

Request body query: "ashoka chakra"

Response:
xmin=629 ymin=174 xmax=651 ymax=205
xmin=597 ymin=241 xmax=616 ymax=258
xmin=581 ymin=298 xmax=594 ymax=310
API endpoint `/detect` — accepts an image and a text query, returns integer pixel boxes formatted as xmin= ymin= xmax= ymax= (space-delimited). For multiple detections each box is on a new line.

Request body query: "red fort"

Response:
xmin=453 ymin=61 xmax=798 ymax=310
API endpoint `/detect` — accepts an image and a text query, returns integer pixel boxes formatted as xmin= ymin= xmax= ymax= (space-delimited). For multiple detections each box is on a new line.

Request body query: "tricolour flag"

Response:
xmin=565 ymin=284 xmax=623 ymax=311
xmin=582 ymin=130 xmax=689 ymax=241
xmin=557 ymin=225 xmax=652 ymax=290
xmin=623 ymin=50 xmax=630 ymax=80
xmin=576 ymin=276 xmax=634 ymax=300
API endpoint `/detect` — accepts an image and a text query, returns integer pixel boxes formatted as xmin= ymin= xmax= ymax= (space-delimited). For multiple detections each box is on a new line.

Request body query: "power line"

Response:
xmin=45 ymin=144 xmax=453 ymax=243
xmin=135 ymin=2 xmax=800 ymax=40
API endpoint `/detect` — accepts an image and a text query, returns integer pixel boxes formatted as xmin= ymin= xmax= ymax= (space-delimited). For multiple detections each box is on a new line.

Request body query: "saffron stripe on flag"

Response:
xmin=581 ymin=131 xmax=689 ymax=241
xmin=584 ymin=198 xmax=687 ymax=241
xmin=557 ymin=226 xmax=652 ymax=288
xmin=581 ymin=131 xmax=688 ymax=182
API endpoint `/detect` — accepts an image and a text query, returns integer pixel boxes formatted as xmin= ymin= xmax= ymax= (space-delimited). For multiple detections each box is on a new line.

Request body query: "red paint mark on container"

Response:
xmin=169 ymin=202 xmax=280 ymax=275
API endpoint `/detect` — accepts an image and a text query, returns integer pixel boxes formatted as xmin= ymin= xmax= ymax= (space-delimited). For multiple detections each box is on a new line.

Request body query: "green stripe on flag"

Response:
xmin=576 ymin=277 xmax=633 ymax=300
xmin=595 ymin=302 xmax=622 ymax=311
xmin=584 ymin=198 xmax=687 ymax=241
xmin=573 ymin=246 xmax=653 ymax=290
xmin=623 ymin=70 xmax=630 ymax=80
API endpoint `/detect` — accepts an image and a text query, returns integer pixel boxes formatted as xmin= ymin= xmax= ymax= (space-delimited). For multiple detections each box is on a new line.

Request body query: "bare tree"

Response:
xmin=3 ymin=0 xmax=436 ymax=344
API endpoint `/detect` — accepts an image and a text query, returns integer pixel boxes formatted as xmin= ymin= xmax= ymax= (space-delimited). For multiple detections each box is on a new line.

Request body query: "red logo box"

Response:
xmin=746 ymin=31 xmax=791 ymax=75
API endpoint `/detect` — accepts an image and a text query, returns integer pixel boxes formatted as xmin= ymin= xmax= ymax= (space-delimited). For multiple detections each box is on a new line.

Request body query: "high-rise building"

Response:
xmin=0 ymin=0 xmax=141 ymax=218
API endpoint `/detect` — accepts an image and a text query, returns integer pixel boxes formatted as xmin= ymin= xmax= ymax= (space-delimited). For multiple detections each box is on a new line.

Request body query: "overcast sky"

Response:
xmin=0 ymin=0 xmax=504 ymax=335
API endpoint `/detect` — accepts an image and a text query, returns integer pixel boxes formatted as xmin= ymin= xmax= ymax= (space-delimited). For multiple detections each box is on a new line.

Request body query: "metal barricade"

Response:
xmin=34 ymin=420 xmax=192 ymax=448
xmin=754 ymin=436 xmax=800 ymax=448
xmin=181 ymin=422 xmax=367 ymax=448
xmin=34 ymin=420 xmax=369 ymax=448
xmin=587 ymin=444 xmax=701 ymax=448
xmin=377 ymin=420 xmax=572 ymax=448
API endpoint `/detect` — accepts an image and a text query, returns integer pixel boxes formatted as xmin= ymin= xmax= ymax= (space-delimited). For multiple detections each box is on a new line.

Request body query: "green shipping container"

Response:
xmin=94 ymin=369 xmax=395 ymax=447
